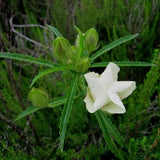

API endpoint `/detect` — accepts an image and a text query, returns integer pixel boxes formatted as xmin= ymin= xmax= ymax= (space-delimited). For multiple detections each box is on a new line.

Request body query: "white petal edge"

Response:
xmin=101 ymin=102 xmax=126 ymax=114
xmin=84 ymin=91 xmax=96 ymax=113
xmin=94 ymin=94 xmax=110 ymax=111
xmin=100 ymin=62 xmax=120 ymax=81
xmin=108 ymin=92 xmax=125 ymax=110
xmin=84 ymin=74 xmax=107 ymax=99
xmin=110 ymin=81 xmax=136 ymax=100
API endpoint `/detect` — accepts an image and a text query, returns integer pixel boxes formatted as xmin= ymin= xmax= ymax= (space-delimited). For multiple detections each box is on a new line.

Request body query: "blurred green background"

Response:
xmin=0 ymin=0 xmax=160 ymax=159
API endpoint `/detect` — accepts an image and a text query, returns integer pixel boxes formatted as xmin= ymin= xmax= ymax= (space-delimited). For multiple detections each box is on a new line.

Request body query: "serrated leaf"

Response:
xmin=102 ymin=112 xmax=127 ymax=148
xmin=90 ymin=34 xmax=139 ymax=61
xmin=90 ymin=61 xmax=156 ymax=68
xmin=46 ymin=25 xmax=63 ymax=37
xmin=59 ymin=72 xmax=79 ymax=151
xmin=30 ymin=67 xmax=68 ymax=88
xmin=95 ymin=111 xmax=124 ymax=160
xmin=15 ymin=106 xmax=40 ymax=121
xmin=0 ymin=52 xmax=57 ymax=68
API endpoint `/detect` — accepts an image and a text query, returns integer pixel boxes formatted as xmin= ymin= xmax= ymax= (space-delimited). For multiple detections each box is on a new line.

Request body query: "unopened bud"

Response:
xmin=28 ymin=88 xmax=48 ymax=108
xmin=84 ymin=28 xmax=98 ymax=54
xmin=53 ymin=37 xmax=70 ymax=63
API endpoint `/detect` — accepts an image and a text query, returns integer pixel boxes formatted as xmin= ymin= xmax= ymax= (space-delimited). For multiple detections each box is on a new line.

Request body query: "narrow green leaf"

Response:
xmin=0 ymin=52 xmax=57 ymax=68
xmin=46 ymin=24 xmax=63 ymax=37
xmin=90 ymin=61 xmax=156 ymax=68
xmin=30 ymin=67 xmax=68 ymax=88
xmin=47 ymin=95 xmax=80 ymax=108
xmin=15 ymin=106 xmax=40 ymax=121
xmin=95 ymin=111 xmax=115 ymax=151
xmin=102 ymin=113 xmax=127 ymax=148
xmin=59 ymin=72 xmax=79 ymax=151
xmin=90 ymin=34 xmax=139 ymax=61
xmin=47 ymin=97 xmax=67 ymax=108
xmin=95 ymin=111 xmax=124 ymax=160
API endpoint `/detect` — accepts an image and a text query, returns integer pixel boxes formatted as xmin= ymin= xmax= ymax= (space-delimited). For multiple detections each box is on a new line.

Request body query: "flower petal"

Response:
xmin=94 ymin=94 xmax=110 ymax=111
xmin=84 ymin=91 xmax=96 ymax=113
xmin=100 ymin=62 xmax=120 ymax=81
xmin=110 ymin=81 xmax=136 ymax=100
xmin=101 ymin=102 xmax=126 ymax=114
xmin=84 ymin=73 xmax=107 ymax=99
xmin=108 ymin=92 xmax=125 ymax=110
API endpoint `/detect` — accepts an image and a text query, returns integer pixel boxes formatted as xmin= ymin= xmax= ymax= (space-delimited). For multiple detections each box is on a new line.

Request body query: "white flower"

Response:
xmin=84 ymin=62 xmax=136 ymax=114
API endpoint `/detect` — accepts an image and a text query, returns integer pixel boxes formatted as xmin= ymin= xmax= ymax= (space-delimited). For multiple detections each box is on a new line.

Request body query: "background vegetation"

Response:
xmin=0 ymin=0 xmax=160 ymax=159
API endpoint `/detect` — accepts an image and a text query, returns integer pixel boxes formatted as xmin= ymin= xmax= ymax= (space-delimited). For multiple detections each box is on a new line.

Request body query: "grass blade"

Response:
xmin=0 ymin=52 xmax=57 ymax=68
xmin=15 ymin=106 xmax=40 ymax=121
xmin=59 ymin=72 xmax=79 ymax=151
xmin=46 ymin=24 xmax=63 ymax=37
xmin=90 ymin=34 xmax=139 ymax=61
xmin=90 ymin=61 xmax=156 ymax=68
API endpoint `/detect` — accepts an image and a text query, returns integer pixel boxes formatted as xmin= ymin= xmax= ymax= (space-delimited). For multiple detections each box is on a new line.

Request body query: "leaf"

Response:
xmin=90 ymin=61 xmax=156 ymax=68
xmin=47 ymin=97 xmax=68 ymax=108
xmin=46 ymin=24 xmax=63 ymax=37
xmin=30 ymin=67 xmax=68 ymax=88
xmin=95 ymin=111 xmax=124 ymax=160
xmin=15 ymin=106 xmax=40 ymax=121
xmin=47 ymin=95 xmax=80 ymax=108
xmin=59 ymin=72 xmax=79 ymax=151
xmin=90 ymin=33 xmax=139 ymax=61
xmin=0 ymin=52 xmax=57 ymax=68
xmin=102 ymin=113 xmax=127 ymax=149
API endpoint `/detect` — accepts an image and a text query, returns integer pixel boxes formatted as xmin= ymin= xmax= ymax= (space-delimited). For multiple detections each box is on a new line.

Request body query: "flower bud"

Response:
xmin=28 ymin=88 xmax=48 ymax=108
xmin=53 ymin=37 xmax=70 ymax=63
xmin=84 ymin=28 xmax=98 ymax=54
xmin=75 ymin=57 xmax=90 ymax=73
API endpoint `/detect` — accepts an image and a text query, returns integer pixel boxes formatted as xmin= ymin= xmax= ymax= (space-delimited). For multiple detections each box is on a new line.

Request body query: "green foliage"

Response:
xmin=90 ymin=61 xmax=156 ymax=68
xmin=0 ymin=52 xmax=57 ymax=68
xmin=0 ymin=0 xmax=160 ymax=159
xmin=47 ymin=24 xmax=63 ymax=37
xmin=30 ymin=67 xmax=69 ymax=88
xmin=0 ymin=141 xmax=36 ymax=160
xmin=95 ymin=111 xmax=124 ymax=160
xmin=15 ymin=106 xmax=40 ymax=121
xmin=127 ymin=129 xmax=160 ymax=160
xmin=59 ymin=72 xmax=79 ymax=151
xmin=90 ymin=34 xmax=139 ymax=61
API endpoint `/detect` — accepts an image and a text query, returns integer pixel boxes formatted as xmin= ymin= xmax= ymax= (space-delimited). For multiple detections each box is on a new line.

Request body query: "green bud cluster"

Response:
xmin=52 ymin=27 xmax=99 ymax=73
xmin=28 ymin=88 xmax=48 ymax=108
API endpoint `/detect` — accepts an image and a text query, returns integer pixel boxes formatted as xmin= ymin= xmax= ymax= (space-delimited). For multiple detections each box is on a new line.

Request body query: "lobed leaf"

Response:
xmin=59 ymin=72 xmax=79 ymax=151
xmin=90 ymin=34 xmax=139 ymax=61
xmin=90 ymin=61 xmax=156 ymax=68
xmin=0 ymin=52 xmax=57 ymax=68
